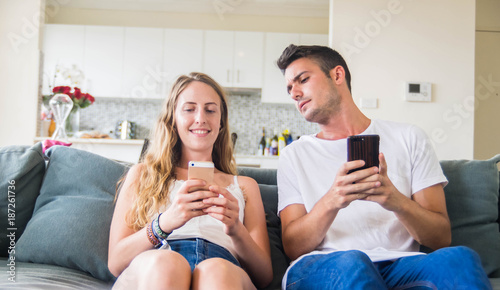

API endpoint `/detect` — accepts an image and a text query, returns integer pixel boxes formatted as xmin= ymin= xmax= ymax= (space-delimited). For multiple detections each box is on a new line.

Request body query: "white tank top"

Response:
xmin=158 ymin=176 xmax=246 ymax=260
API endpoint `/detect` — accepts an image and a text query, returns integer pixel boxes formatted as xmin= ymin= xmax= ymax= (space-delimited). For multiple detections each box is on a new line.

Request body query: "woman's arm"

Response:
xmin=108 ymin=164 xmax=154 ymax=277
xmin=108 ymin=164 xmax=217 ymax=277
xmin=203 ymin=176 xmax=273 ymax=288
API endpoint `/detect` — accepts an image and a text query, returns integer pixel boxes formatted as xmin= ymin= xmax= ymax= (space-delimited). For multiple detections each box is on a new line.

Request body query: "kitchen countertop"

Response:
xmin=33 ymin=137 xmax=279 ymax=168
xmin=34 ymin=137 xmax=145 ymax=145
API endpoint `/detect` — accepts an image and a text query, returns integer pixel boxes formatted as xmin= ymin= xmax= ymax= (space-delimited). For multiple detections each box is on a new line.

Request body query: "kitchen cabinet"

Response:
xmin=122 ymin=27 xmax=164 ymax=99
xmin=262 ymin=33 xmax=300 ymax=104
xmin=84 ymin=26 xmax=124 ymax=98
xmin=204 ymin=30 xmax=264 ymax=88
xmin=163 ymin=29 xmax=204 ymax=93
xmin=42 ymin=24 xmax=85 ymax=95
xmin=261 ymin=33 xmax=328 ymax=104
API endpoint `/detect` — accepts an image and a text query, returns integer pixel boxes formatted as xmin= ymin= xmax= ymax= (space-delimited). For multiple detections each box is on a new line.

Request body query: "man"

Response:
xmin=276 ymin=44 xmax=490 ymax=289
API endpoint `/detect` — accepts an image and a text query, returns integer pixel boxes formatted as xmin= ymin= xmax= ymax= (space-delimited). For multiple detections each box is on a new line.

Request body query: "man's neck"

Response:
xmin=317 ymin=114 xmax=371 ymax=140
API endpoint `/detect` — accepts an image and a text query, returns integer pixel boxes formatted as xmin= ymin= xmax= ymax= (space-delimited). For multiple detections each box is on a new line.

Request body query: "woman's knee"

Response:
xmin=195 ymin=258 xmax=235 ymax=278
xmin=193 ymin=258 xmax=254 ymax=290
xmin=131 ymin=250 xmax=191 ymax=285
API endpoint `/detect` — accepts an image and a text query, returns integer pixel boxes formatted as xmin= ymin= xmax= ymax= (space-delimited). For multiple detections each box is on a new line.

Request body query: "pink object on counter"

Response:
xmin=42 ymin=139 xmax=72 ymax=154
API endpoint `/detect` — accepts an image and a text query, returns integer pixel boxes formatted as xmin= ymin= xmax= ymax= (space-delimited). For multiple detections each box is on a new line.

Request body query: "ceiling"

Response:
xmin=49 ymin=0 xmax=330 ymax=18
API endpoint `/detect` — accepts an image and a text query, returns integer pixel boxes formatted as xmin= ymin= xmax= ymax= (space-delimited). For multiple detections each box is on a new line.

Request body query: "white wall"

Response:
xmin=331 ymin=0 xmax=476 ymax=160
xmin=0 ymin=0 xmax=44 ymax=147
xmin=474 ymin=0 xmax=500 ymax=160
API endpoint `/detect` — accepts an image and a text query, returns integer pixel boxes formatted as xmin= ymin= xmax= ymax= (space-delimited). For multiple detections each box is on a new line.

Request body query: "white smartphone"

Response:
xmin=187 ymin=161 xmax=214 ymax=192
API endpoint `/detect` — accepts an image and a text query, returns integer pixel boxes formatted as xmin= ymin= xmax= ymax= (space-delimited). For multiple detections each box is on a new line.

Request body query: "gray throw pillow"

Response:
xmin=15 ymin=146 xmax=128 ymax=282
xmin=0 ymin=143 xmax=45 ymax=257
xmin=439 ymin=154 xmax=500 ymax=277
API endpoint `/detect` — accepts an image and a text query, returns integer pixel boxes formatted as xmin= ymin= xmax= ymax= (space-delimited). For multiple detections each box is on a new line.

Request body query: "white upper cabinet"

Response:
xmin=204 ymin=30 xmax=234 ymax=87
xmin=42 ymin=24 xmax=85 ymax=95
xmin=163 ymin=29 xmax=204 ymax=94
xmin=233 ymin=31 xmax=264 ymax=88
xmin=122 ymin=27 xmax=164 ymax=99
xmin=261 ymin=32 xmax=328 ymax=104
xmin=42 ymin=24 xmax=324 ymax=101
xmin=84 ymin=26 xmax=124 ymax=98
xmin=204 ymin=30 xmax=264 ymax=88
xmin=262 ymin=32 xmax=300 ymax=104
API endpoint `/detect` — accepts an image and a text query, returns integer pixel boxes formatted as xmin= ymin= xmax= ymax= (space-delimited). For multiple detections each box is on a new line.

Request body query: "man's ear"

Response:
xmin=329 ymin=65 xmax=345 ymax=85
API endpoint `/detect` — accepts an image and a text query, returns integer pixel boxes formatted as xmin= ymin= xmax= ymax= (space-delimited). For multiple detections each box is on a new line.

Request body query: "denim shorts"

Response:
xmin=166 ymin=238 xmax=241 ymax=271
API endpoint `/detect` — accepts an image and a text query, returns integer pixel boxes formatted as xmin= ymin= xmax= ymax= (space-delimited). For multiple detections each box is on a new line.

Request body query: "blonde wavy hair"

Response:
xmin=126 ymin=72 xmax=237 ymax=231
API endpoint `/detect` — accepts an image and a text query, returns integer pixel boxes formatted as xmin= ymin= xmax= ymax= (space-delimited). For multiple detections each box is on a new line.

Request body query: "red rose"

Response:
xmin=84 ymin=93 xmax=95 ymax=104
xmin=52 ymin=86 xmax=66 ymax=93
xmin=73 ymin=87 xmax=82 ymax=100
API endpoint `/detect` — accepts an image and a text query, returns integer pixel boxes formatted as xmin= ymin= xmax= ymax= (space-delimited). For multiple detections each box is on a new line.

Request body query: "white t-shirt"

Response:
xmin=278 ymin=119 xmax=447 ymax=264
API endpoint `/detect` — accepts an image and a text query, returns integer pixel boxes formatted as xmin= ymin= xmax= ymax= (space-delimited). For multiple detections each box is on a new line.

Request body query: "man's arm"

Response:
xmin=280 ymin=160 xmax=381 ymax=261
xmin=362 ymin=153 xmax=451 ymax=250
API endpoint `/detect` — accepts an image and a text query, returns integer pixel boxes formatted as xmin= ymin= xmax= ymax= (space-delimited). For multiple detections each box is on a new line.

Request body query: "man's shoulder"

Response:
xmin=282 ymin=134 xmax=316 ymax=151
xmin=372 ymin=119 xmax=424 ymax=138
xmin=373 ymin=119 xmax=415 ymax=131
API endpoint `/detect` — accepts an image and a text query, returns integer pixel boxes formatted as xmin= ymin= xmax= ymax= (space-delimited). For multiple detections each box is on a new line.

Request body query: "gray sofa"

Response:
xmin=0 ymin=143 xmax=499 ymax=289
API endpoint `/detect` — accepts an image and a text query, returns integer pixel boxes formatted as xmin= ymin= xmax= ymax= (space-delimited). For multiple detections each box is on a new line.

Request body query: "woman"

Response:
xmin=108 ymin=72 xmax=272 ymax=289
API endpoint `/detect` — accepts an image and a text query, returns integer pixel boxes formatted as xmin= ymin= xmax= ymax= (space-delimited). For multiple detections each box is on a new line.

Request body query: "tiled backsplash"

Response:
xmin=39 ymin=93 xmax=319 ymax=155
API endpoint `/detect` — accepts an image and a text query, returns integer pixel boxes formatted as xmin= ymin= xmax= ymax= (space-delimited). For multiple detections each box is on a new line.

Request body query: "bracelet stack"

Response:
xmin=146 ymin=213 xmax=170 ymax=248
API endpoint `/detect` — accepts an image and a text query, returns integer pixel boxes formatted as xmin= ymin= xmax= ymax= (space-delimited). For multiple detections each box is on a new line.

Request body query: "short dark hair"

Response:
xmin=276 ymin=44 xmax=352 ymax=92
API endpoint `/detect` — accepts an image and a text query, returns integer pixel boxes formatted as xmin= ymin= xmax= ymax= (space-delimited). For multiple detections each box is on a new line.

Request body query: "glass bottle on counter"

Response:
xmin=258 ymin=127 xmax=266 ymax=156
xmin=278 ymin=131 xmax=286 ymax=155
xmin=264 ymin=137 xmax=271 ymax=156
xmin=271 ymin=129 xmax=279 ymax=156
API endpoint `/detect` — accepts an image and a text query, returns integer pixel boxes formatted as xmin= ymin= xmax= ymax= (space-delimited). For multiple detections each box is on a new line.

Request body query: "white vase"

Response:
xmin=65 ymin=106 xmax=80 ymax=137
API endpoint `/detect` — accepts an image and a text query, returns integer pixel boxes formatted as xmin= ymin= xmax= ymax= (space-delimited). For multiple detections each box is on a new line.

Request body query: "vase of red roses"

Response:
xmin=43 ymin=86 xmax=95 ymax=137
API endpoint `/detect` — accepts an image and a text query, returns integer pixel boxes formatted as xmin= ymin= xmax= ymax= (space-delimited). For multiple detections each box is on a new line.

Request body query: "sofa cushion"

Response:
xmin=259 ymin=184 xmax=289 ymax=290
xmin=0 ymin=258 xmax=111 ymax=289
xmin=439 ymin=155 xmax=500 ymax=277
xmin=239 ymin=167 xmax=277 ymax=186
xmin=238 ymin=167 xmax=288 ymax=290
xmin=0 ymin=143 xmax=45 ymax=257
xmin=15 ymin=146 xmax=128 ymax=282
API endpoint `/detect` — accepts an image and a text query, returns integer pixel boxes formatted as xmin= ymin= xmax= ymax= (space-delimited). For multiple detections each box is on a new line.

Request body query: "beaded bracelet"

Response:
xmin=146 ymin=222 xmax=161 ymax=247
xmin=152 ymin=213 xmax=170 ymax=240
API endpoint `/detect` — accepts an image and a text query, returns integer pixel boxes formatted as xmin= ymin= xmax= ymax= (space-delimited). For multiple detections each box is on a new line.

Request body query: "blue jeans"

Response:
xmin=285 ymin=246 xmax=491 ymax=289
xmin=166 ymin=238 xmax=241 ymax=271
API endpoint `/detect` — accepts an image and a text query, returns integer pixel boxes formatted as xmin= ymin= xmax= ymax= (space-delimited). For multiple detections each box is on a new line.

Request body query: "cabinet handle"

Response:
xmin=237 ymin=70 xmax=240 ymax=83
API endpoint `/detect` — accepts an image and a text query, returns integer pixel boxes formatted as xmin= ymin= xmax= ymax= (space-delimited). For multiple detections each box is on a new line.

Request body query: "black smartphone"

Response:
xmin=347 ymin=134 xmax=380 ymax=174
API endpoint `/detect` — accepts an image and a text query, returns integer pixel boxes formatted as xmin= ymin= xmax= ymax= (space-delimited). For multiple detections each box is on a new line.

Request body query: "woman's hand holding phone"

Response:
xmin=202 ymin=184 xmax=242 ymax=236
xmin=160 ymin=179 xmax=218 ymax=232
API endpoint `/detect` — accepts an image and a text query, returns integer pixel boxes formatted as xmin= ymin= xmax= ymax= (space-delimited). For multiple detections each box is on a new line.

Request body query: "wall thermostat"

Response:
xmin=405 ymin=82 xmax=432 ymax=102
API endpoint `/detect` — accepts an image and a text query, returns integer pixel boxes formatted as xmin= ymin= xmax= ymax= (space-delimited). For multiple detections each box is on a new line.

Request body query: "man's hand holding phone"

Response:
xmin=347 ymin=134 xmax=380 ymax=174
